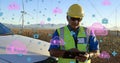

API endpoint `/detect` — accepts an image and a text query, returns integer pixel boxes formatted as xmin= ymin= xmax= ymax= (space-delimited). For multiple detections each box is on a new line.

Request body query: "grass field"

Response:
xmin=11 ymin=28 xmax=55 ymax=42
xmin=11 ymin=28 xmax=120 ymax=63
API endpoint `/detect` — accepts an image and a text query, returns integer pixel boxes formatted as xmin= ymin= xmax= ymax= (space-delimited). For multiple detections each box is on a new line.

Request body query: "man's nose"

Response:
xmin=74 ymin=20 xmax=79 ymax=23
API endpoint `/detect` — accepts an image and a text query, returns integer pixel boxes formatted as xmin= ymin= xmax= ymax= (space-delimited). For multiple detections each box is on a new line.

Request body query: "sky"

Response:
xmin=0 ymin=0 xmax=120 ymax=28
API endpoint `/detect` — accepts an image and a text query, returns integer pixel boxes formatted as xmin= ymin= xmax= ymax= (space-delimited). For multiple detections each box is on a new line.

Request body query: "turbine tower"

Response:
xmin=20 ymin=0 xmax=25 ymax=34
xmin=20 ymin=0 xmax=33 ymax=34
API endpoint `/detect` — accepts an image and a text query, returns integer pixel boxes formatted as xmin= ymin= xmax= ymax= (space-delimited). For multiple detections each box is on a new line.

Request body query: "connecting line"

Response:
xmin=36 ymin=0 xmax=39 ymax=24
xmin=107 ymin=2 xmax=120 ymax=19
xmin=0 ymin=57 xmax=12 ymax=63
xmin=87 ymin=0 xmax=120 ymax=20
xmin=87 ymin=0 xmax=103 ymax=18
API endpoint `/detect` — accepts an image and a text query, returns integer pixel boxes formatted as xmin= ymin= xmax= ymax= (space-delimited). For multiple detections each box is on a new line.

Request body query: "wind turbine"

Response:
xmin=115 ymin=2 xmax=120 ymax=36
xmin=19 ymin=0 xmax=33 ymax=34
xmin=18 ymin=0 xmax=25 ymax=34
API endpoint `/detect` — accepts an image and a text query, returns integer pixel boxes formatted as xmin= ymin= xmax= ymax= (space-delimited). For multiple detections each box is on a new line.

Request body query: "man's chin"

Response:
xmin=73 ymin=26 xmax=79 ymax=29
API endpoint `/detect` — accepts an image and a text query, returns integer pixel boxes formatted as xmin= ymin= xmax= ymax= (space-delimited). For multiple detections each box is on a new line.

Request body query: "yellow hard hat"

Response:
xmin=67 ymin=4 xmax=84 ymax=18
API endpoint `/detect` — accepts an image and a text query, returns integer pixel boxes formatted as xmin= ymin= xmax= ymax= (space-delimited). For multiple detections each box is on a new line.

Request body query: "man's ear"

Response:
xmin=66 ymin=16 xmax=69 ymax=21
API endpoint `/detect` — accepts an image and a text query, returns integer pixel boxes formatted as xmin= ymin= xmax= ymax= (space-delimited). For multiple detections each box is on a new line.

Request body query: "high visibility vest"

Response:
xmin=57 ymin=26 xmax=91 ymax=63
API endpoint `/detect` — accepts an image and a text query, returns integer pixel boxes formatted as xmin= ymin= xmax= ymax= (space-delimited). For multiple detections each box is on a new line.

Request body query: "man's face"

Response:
xmin=67 ymin=16 xmax=82 ymax=29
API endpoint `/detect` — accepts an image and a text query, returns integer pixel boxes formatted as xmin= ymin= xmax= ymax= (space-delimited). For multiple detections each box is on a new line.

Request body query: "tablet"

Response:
xmin=62 ymin=51 xmax=86 ymax=58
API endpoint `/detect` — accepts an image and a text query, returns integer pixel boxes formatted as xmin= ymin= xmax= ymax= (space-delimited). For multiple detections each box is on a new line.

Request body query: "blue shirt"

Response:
xmin=49 ymin=25 xmax=99 ymax=52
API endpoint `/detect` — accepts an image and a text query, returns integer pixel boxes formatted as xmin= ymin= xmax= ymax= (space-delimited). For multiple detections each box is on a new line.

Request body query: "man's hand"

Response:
xmin=75 ymin=53 xmax=89 ymax=62
xmin=49 ymin=49 xmax=66 ymax=57
xmin=68 ymin=48 xmax=80 ymax=52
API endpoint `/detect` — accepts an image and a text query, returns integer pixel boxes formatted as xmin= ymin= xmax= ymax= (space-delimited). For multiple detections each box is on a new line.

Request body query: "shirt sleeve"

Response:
xmin=89 ymin=35 xmax=99 ymax=51
xmin=48 ymin=30 xmax=60 ymax=51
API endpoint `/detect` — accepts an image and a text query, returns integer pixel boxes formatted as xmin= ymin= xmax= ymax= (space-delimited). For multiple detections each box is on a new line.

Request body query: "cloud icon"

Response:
xmin=86 ymin=22 xmax=108 ymax=36
xmin=50 ymin=36 xmax=64 ymax=46
xmin=102 ymin=0 xmax=111 ymax=6
xmin=53 ymin=7 xmax=62 ymax=14
xmin=99 ymin=51 xmax=110 ymax=59
xmin=8 ymin=2 xmax=20 ymax=10
xmin=6 ymin=40 xmax=27 ymax=54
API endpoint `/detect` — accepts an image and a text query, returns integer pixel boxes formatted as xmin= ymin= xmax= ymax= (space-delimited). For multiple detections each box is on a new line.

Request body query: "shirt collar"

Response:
xmin=67 ymin=25 xmax=80 ymax=32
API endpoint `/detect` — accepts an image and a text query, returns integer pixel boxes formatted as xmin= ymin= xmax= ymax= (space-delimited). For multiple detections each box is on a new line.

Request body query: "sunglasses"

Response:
xmin=68 ymin=16 xmax=82 ymax=21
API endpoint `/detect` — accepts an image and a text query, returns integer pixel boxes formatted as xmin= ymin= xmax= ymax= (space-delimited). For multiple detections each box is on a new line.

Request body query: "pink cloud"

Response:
xmin=99 ymin=51 xmax=110 ymax=59
xmin=53 ymin=7 xmax=62 ymax=14
xmin=6 ymin=40 xmax=27 ymax=54
xmin=8 ymin=2 xmax=20 ymax=10
xmin=86 ymin=22 xmax=108 ymax=36
xmin=40 ymin=21 xmax=45 ymax=25
xmin=102 ymin=0 xmax=111 ymax=6
xmin=50 ymin=36 xmax=65 ymax=46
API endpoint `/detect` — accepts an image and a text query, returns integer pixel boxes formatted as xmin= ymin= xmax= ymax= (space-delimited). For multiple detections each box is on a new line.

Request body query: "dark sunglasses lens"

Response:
xmin=71 ymin=17 xmax=81 ymax=21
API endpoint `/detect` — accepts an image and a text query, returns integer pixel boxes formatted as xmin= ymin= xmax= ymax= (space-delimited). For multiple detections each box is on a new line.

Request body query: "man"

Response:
xmin=49 ymin=4 xmax=100 ymax=63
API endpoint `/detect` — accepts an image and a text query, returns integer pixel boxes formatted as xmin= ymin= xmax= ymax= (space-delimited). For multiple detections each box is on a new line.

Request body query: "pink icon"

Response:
xmin=8 ymin=2 xmax=20 ymax=10
xmin=86 ymin=22 xmax=108 ymax=36
xmin=99 ymin=51 xmax=110 ymax=59
xmin=53 ymin=7 xmax=62 ymax=14
xmin=102 ymin=0 xmax=111 ymax=6
xmin=6 ymin=40 xmax=27 ymax=54
xmin=50 ymin=36 xmax=64 ymax=45
xmin=40 ymin=21 xmax=45 ymax=25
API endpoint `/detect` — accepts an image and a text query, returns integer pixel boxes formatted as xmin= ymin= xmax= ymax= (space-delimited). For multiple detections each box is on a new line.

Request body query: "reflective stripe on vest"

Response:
xmin=57 ymin=26 xmax=91 ymax=63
